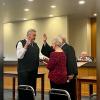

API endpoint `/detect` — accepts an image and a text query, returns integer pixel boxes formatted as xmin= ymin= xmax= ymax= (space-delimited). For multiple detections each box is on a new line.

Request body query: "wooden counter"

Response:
xmin=77 ymin=62 xmax=96 ymax=96
xmin=4 ymin=61 xmax=97 ymax=96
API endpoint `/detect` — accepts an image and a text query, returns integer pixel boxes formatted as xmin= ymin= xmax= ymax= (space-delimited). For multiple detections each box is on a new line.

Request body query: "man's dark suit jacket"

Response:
xmin=41 ymin=43 xmax=78 ymax=77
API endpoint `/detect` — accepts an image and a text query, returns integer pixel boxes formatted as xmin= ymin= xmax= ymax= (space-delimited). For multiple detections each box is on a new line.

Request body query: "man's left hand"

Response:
xmin=68 ymin=75 xmax=74 ymax=81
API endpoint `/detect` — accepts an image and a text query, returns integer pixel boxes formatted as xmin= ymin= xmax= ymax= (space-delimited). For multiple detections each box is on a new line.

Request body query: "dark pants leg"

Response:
xmin=66 ymin=79 xmax=77 ymax=100
xmin=50 ymin=81 xmax=68 ymax=100
xmin=50 ymin=81 xmax=67 ymax=90
xmin=18 ymin=71 xmax=29 ymax=85
xmin=18 ymin=71 xmax=37 ymax=95
xmin=28 ymin=71 xmax=37 ymax=95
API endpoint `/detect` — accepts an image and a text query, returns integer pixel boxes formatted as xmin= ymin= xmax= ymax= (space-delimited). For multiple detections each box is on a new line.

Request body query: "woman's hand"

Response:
xmin=43 ymin=34 xmax=47 ymax=44
xmin=41 ymin=56 xmax=49 ymax=65
xmin=42 ymin=61 xmax=48 ymax=65
xmin=43 ymin=57 xmax=49 ymax=63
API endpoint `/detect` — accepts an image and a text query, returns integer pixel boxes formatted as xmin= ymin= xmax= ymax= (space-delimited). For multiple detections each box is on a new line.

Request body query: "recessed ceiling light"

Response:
xmin=93 ymin=13 xmax=97 ymax=17
xmin=28 ymin=0 xmax=34 ymax=2
xmin=24 ymin=8 xmax=30 ymax=12
xmin=23 ymin=18 xmax=27 ymax=20
xmin=49 ymin=14 xmax=54 ymax=17
xmin=2 ymin=2 xmax=6 ymax=6
xmin=51 ymin=5 xmax=56 ymax=8
xmin=79 ymin=0 xmax=86 ymax=5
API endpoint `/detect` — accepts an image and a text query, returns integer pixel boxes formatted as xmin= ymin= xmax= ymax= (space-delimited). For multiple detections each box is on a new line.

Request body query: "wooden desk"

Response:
xmin=4 ymin=61 xmax=97 ymax=96
xmin=77 ymin=62 xmax=96 ymax=96
xmin=4 ymin=71 xmax=45 ymax=100
xmin=77 ymin=76 xmax=97 ymax=100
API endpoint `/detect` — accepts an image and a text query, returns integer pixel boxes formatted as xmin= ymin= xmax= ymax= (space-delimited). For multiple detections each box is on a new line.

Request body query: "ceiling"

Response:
xmin=0 ymin=0 xmax=96 ymax=23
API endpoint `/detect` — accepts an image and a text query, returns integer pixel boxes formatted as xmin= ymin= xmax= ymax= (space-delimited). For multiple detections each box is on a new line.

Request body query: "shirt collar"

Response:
xmin=61 ymin=43 xmax=66 ymax=48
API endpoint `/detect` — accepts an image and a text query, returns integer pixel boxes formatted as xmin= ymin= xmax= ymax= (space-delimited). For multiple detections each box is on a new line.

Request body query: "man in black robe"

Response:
xmin=41 ymin=34 xmax=78 ymax=100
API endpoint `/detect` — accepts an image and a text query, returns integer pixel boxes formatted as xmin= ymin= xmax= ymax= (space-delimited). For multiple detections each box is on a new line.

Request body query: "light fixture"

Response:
xmin=23 ymin=18 xmax=27 ymax=20
xmin=93 ymin=13 xmax=97 ymax=17
xmin=28 ymin=0 xmax=34 ymax=2
xmin=78 ymin=0 xmax=86 ymax=5
xmin=2 ymin=2 xmax=6 ymax=6
xmin=49 ymin=14 xmax=54 ymax=17
xmin=24 ymin=8 xmax=30 ymax=12
xmin=50 ymin=5 xmax=56 ymax=8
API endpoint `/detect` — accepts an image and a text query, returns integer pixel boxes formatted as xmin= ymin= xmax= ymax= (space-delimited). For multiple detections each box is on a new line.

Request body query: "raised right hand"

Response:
xmin=24 ymin=40 xmax=31 ymax=49
xmin=43 ymin=33 xmax=47 ymax=42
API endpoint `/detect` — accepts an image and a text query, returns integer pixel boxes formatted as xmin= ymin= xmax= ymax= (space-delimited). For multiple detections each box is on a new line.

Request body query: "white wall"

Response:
xmin=4 ymin=16 xmax=91 ymax=61
xmin=68 ymin=17 xmax=91 ymax=58
xmin=4 ymin=16 xmax=69 ymax=61
xmin=0 ymin=22 xmax=3 ymax=58
xmin=0 ymin=15 xmax=3 ymax=100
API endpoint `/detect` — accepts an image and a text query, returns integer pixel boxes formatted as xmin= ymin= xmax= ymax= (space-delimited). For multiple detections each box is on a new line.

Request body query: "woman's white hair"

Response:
xmin=52 ymin=37 xmax=62 ymax=47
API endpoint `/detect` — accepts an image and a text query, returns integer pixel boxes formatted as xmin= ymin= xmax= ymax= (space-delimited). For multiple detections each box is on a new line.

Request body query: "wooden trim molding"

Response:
xmin=90 ymin=18 xmax=96 ymax=58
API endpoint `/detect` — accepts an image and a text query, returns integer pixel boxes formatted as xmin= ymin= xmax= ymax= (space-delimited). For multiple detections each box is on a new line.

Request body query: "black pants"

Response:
xmin=66 ymin=79 xmax=77 ymax=100
xmin=50 ymin=81 xmax=67 ymax=90
xmin=18 ymin=70 xmax=37 ymax=95
xmin=50 ymin=79 xmax=77 ymax=100
xmin=50 ymin=81 xmax=69 ymax=100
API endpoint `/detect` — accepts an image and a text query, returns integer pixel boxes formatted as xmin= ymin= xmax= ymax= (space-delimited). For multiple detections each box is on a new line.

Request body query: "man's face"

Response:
xmin=61 ymin=37 xmax=65 ymax=44
xmin=81 ymin=52 xmax=88 ymax=57
xmin=28 ymin=32 xmax=36 ymax=41
xmin=51 ymin=42 xmax=56 ymax=49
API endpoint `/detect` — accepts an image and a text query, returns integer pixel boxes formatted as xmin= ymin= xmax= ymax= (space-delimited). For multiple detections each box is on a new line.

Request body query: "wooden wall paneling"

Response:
xmin=91 ymin=18 xmax=96 ymax=58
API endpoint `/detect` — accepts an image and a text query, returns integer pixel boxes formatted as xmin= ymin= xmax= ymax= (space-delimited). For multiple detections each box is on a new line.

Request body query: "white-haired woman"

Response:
xmin=43 ymin=37 xmax=68 ymax=90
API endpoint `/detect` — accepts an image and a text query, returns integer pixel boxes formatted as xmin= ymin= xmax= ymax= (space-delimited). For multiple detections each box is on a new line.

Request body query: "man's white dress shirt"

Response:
xmin=16 ymin=42 xmax=27 ymax=59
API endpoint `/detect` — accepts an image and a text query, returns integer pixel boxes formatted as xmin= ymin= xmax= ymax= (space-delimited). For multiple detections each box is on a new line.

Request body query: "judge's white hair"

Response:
xmin=58 ymin=34 xmax=66 ymax=43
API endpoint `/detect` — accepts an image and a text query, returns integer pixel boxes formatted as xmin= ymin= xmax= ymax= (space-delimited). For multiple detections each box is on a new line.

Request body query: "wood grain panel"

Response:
xmin=4 ymin=65 xmax=97 ymax=96
xmin=91 ymin=18 xmax=96 ymax=58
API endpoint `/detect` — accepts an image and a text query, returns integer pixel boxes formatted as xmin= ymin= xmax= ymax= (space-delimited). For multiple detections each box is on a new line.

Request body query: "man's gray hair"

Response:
xmin=27 ymin=29 xmax=36 ymax=36
xmin=58 ymin=34 xmax=66 ymax=43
